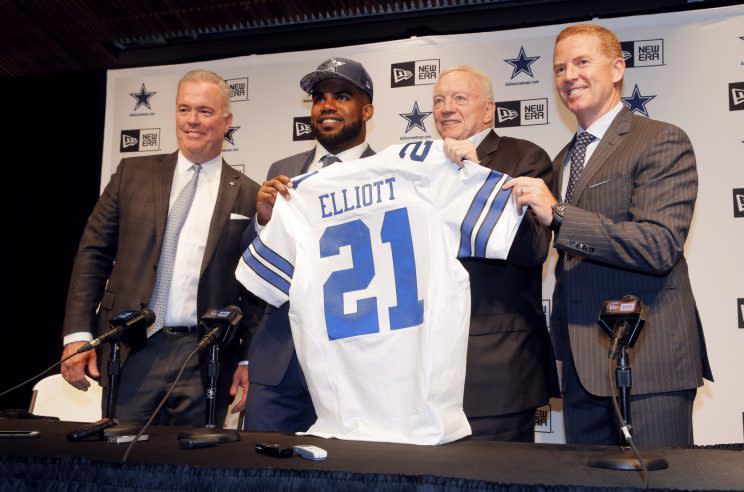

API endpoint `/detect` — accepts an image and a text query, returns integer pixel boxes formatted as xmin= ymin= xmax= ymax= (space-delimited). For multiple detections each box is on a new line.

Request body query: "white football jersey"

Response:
xmin=236 ymin=140 xmax=523 ymax=445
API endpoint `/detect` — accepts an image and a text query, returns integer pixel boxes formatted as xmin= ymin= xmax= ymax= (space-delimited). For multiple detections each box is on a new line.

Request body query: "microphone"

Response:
xmin=195 ymin=305 xmax=243 ymax=351
xmin=597 ymin=295 xmax=648 ymax=359
xmin=608 ymin=320 xmax=630 ymax=360
xmin=75 ymin=308 xmax=156 ymax=354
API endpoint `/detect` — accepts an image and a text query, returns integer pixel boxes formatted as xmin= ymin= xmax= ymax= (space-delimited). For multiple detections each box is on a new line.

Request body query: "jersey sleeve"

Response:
xmin=235 ymin=195 xmax=296 ymax=308
xmin=450 ymin=161 xmax=524 ymax=260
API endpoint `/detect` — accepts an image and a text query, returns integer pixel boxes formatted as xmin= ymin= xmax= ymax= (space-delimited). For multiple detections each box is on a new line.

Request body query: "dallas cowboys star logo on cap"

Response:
xmin=399 ymin=101 xmax=432 ymax=133
xmin=321 ymin=57 xmax=346 ymax=73
xmin=130 ymin=83 xmax=157 ymax=111
xmin=621 ymin=84 xmax=656 ymax=117
xmin=504 ymin=47 xmax=540 ymax=79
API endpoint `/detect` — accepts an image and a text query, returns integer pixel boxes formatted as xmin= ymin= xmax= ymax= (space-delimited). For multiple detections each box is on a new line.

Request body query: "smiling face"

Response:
xmin=553 ymin=32 xmax=625 ymax=129
xmin=175 ymin=80 xmax=233 ymax=163
xmin=432 ymin=69 xmax=494 ymax=140
xmin=309 ymin=79 xmax=373 ymax=154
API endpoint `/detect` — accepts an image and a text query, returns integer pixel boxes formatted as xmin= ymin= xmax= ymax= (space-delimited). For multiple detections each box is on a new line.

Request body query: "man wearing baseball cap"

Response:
xmin=229 ymin=57 xmax=376 ymax=432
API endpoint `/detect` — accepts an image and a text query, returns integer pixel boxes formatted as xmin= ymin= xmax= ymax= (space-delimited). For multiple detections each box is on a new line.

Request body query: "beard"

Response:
xmin=311 ymin=118 xmax=364 ymax=150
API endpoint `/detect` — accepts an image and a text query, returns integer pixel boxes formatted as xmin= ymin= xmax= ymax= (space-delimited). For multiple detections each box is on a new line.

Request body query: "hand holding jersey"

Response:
xmin=236 ymin=139 xmax=523 ymax=444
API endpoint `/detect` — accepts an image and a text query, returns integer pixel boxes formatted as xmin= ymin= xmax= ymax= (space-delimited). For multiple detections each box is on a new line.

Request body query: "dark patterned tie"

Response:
xmin=147 ymin=164 xmax=201 ymax=337
xmin=320 ymin=154 xmax=341 ymax=167
xmin=564 ymin=132 xmax=595 ymax=204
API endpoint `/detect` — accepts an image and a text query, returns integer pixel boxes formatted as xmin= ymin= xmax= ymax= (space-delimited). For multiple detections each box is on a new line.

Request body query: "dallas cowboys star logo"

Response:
xmin=130 ymin=83 xmax=156 ymax=111
xmin=224 ymin=126 xmax=240 ymax=145
xmin=504 ymin=47 xmax=540 ymax=79
xmin=398 ymin=101 xmax=432 ymax=133
xmin=320 ymin=57 xmax=345 ymax=73
xmin=621 ymin=84 xmax=656 ymax=117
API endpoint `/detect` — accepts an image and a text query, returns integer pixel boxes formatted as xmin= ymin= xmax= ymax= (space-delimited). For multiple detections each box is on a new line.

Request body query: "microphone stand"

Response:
xmin=105 ymin=341 xmax=121 ymax=419
xmin=587 ymin=344 xmax=668 ymax=471
xmin=103 ymin=340 xmax=143 ymax=437
xmin=178 ymin=327 xmax=239 ymax=445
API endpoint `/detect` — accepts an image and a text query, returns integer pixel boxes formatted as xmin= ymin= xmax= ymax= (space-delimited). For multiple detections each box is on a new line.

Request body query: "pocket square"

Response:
xmin=230 ymin=213 xmax=250 ymax=220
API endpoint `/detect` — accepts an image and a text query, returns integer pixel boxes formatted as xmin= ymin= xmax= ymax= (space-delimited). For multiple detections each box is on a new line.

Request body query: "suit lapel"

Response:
xmin=154 ymin=152 xmax=179 ymax=245
xmin=571 ymin=108 xmax=632 ymax=203
xmin=299 ymin=150 xmax=316 ymax=174
xmin=201 ymin=160 xmax=240 ymax=275
xmin=552 ymin=143 xmax=571 ymax=198
xmin=475 ymin=130 xmax=501 ymax=166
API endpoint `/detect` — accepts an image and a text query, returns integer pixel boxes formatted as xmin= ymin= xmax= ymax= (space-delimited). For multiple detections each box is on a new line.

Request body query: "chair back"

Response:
xmin=29 ymin=374 xmax=102 ymax=422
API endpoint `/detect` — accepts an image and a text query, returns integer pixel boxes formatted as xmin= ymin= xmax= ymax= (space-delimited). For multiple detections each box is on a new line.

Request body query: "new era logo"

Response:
xmin=734 ymin=188 xmax=744 ymax=218
xmin=120 ymin=128 xmax=160 ymax=152
xmin=390 ymin=60 xmax=439 ymax=87
xmin=393 ymin=68 xmax=413 ymax=84
xmin=494 ymin=98 xmax=549 ymax=127
xmin=497 ymin=107 xmax=518 ymax=123
xmin=620 ymin=39 xmax=664 ymax=68
xmin=227 ymin=77 xmax=249 ymax=101
xmin=730 ymin=82 xmax=744 ymax=110
xmin=292 ymin=116 xmax=314 ymax=141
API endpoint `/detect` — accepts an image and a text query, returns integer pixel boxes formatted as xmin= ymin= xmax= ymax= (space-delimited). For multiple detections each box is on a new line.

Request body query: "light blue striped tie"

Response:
xmin=147 ymin=165 xmax=201 ymax=337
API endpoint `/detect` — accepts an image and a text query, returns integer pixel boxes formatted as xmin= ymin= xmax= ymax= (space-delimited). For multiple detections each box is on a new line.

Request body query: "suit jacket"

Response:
xmin=62 ymin=151 xmax=263 ymax=412
xmin=461 ymin=130 xmax=559 ymax=417
xmin=550 ymin=108 xmax=713 ymax=397
xmin=244 ymin=145 xmax=375 ymax=385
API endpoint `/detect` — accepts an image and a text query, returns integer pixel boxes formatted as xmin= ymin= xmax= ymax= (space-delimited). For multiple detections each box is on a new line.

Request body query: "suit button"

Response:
xmin=570 ymin=240 xmax=577 ymax=247
xmin=564 ymin=252 xmax=573 ymax=261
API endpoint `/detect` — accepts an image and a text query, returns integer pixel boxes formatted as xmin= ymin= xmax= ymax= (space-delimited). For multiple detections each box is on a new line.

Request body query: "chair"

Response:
xmin=29 ymin=374 xmax=102 ymax=422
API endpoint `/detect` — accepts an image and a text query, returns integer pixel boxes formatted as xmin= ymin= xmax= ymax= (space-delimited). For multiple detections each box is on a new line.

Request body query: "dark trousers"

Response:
xmin=467 ymin=408 xmax=537 ymax=442
xmin=108 ymin=330 xmax=205 ymax=426
xmin=242 ymin=352 xmax=316 ymax=432
xmin=563 ymin=350 xmax=695 ymax=448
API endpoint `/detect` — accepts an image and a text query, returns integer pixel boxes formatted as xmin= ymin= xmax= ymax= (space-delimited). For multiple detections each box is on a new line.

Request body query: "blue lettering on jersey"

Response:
xmin=321 ymin=207 xmax=423 ymax=340
xmin=399 ymin=140 xmax=433 ymax=161
xmin=319 ymin=177 xmax=397 ymax=219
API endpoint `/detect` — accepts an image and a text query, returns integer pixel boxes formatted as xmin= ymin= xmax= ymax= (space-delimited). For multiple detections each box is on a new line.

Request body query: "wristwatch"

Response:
xmin=550 ymin=201 xmax=567 ymax=232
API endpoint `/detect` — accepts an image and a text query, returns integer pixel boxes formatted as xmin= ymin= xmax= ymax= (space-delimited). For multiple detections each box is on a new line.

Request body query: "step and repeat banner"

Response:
xmin=102 ymin=5 xmax=743 ymax=444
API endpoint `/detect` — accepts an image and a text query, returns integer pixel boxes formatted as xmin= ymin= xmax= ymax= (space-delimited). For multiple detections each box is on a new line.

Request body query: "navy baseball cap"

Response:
xmin=300 ymin=57 xmax=374 ymax=101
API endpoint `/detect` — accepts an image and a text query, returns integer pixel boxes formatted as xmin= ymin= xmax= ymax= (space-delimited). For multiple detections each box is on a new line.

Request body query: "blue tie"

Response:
xmin=321 ymin=154 xmax=341 ymax=167
xmin=147 ymin=165 xmax=201 ymax=336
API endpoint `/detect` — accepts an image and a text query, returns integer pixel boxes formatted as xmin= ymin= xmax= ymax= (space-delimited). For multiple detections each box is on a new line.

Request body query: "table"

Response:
xmin=1 ymin=419 xmax=742 ymax=490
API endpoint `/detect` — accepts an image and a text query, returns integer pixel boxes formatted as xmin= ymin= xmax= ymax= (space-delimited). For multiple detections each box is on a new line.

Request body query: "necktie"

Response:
xmin=147 ymin=164 xmax=202 ymax=337
xmin=320 ymin=154 xmax=341 ymax=168
xmin=564 ymin=132 xmax=595 ymax=204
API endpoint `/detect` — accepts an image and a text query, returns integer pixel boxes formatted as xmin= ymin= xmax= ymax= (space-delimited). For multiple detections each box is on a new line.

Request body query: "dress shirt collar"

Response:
xmin=313 ymin=141 xmax=369 ymax=165
xmin=177 ymin=151 xmax=222 ymax=181
xmin=579 ymin=101 xmax=623 ymax=141
xmin=469 ymin=128 xmax=492 ymax=149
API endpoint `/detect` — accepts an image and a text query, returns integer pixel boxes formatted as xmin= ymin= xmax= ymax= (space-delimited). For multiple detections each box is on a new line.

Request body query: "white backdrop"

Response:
xmin=102 ymin=4 xmax=744 ymax=444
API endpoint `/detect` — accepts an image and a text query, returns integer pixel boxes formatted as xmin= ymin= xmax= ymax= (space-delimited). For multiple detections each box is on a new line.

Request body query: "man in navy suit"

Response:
xmin=506 ymin=24 xmax=712 ymax=447
xmin=229 ymin=57 xmax=375 ymax=431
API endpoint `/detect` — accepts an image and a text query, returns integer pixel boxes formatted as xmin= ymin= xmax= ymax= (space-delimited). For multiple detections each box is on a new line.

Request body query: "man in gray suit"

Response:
xmin=434 ymin=65 xmax=559 ymax=441
xmin=506 ymin=24 xmax=712 ymax=447
xmin=60 ymin=70 xmax=262 ymax=426
xmin=229 ymin=57 xmax=375 ymax=431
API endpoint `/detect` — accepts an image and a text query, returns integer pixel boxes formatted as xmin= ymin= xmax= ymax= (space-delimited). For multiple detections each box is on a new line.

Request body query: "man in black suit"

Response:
xmin=433 ymin=65 xmax=559 ymax=441
xmin=60 ymin=70 xmax=262 ymax=426
xmin=229 ymin=57 xmax=375 ymax=431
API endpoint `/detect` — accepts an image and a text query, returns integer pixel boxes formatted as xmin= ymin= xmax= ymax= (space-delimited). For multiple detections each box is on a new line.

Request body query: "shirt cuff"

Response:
xmin=63 ymin=332 xmax=93 ymax=346
xmin=238 ymin=360 xmax=249 ymax=366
